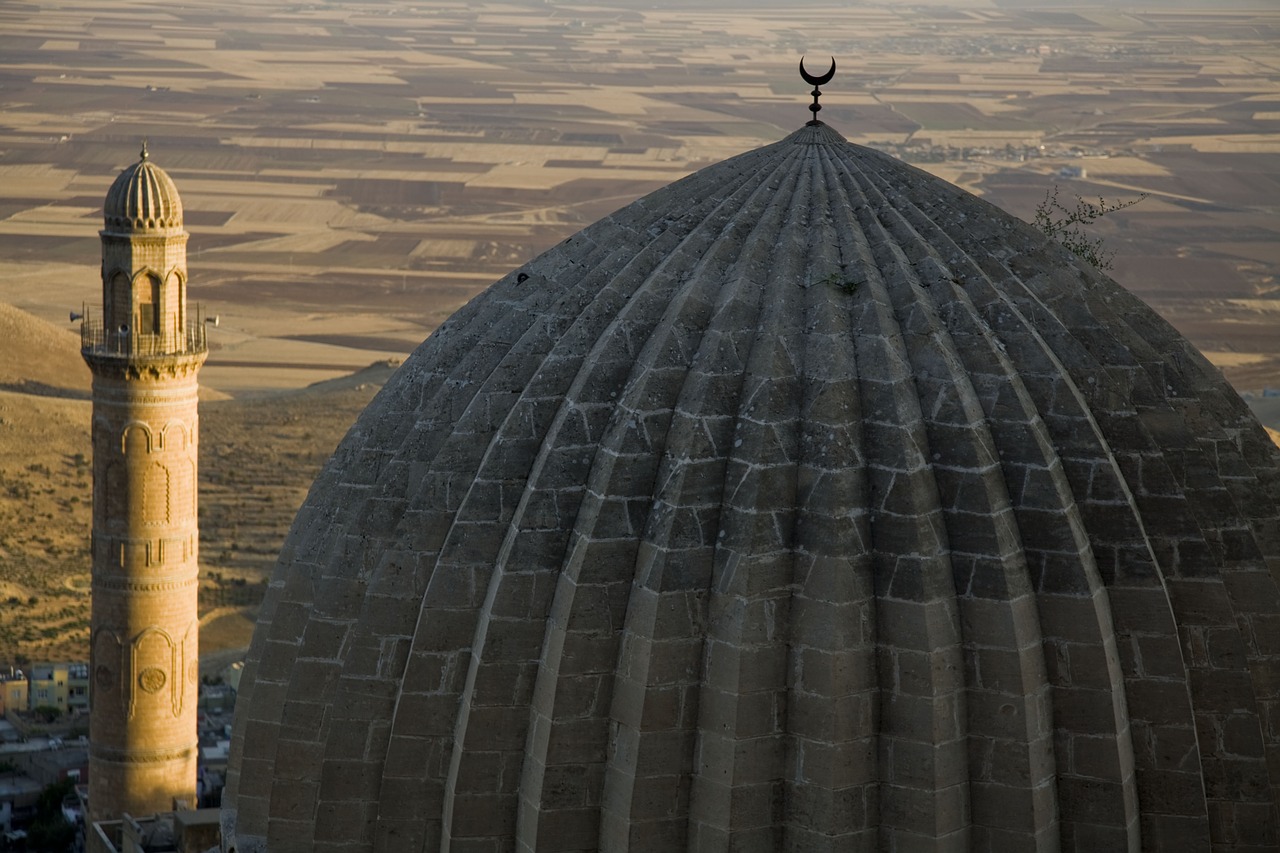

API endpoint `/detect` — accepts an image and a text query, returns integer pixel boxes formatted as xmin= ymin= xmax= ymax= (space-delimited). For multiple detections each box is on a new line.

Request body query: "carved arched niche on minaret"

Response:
xmin=129 ymin=626 xmax=179 ymax=721
xmin=91 ymin=627 xmax=122 ymax=704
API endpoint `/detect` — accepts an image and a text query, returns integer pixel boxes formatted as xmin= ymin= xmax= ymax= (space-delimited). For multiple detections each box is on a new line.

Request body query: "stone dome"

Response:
xmin=103 ymin=143 xmax=183 ymax=234
xmin=221 ymin=123 xmax=1280 ymax=853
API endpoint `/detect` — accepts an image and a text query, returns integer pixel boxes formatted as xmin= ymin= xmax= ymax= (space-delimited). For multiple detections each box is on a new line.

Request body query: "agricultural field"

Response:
xmin=0 ymin=1 xmax=1278 ymax=393
xmin=0 ymin=0 xmax=1277 ymax=663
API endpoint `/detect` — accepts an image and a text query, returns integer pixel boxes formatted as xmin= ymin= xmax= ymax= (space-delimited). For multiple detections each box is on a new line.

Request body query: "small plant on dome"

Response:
xmin=817 ymin=268 xmax=862 ymax=294
xmin=1033 ymin=185 xmax=1145 ymax=271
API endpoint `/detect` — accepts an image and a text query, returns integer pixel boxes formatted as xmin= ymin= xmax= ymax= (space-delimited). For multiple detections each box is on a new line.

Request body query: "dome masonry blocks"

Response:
xmin=221 ymin=124 xmax=1280 ymax=852
xmin=85 ymin=150 xmax=204 ymax=826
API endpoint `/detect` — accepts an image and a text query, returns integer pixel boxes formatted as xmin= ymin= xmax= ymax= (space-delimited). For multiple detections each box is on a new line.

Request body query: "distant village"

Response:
xmin=0 ymin=663 xmax=239 ymax=851
xmin=870 ymin=138 xmax=1111 ymax=175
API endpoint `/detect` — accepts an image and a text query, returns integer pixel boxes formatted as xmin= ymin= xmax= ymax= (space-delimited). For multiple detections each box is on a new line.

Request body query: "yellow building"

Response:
xmin=0 ymin=671 xmax=27 ymax=716
xmin=28 ymin=663 xmax=70 ymax=713
xmin=68 ymin=662 xmax=90 ymax=714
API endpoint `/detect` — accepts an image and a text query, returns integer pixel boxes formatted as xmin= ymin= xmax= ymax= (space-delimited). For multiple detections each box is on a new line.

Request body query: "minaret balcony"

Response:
xmin=80 ymin=306 xmax=208 ymax=360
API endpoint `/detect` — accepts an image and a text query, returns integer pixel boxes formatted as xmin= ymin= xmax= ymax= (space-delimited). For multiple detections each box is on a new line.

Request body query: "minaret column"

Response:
xmin=85 ymin=356 xmax=203 ymax=822
xmin=83 ymin=144 xmax=206 ymax=830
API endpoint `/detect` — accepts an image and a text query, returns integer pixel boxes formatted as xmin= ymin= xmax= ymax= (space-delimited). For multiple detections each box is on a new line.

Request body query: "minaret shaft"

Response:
xmin=84 ymin=148 xmax=205 ymax=827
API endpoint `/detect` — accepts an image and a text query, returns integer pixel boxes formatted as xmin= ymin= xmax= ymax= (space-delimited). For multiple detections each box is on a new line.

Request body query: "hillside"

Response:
xmin=0 ymin=387 xmax=92 ymax=662
xmin=0 ymin=303 xmax=90 ymax=396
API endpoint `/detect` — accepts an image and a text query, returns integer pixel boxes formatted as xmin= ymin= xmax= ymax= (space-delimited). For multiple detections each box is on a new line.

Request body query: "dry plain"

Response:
xmin=0 ymin=0 xmax=1278 ymax=664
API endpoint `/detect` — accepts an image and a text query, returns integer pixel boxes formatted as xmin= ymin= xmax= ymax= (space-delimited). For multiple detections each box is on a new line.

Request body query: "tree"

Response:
xmin=27 ymin=778 xmax=76 ymax=852
xmin=1033 ymin=186 xmax=1145 ymax=271
xmin=31 ymin=705 xmax=61 ymax=724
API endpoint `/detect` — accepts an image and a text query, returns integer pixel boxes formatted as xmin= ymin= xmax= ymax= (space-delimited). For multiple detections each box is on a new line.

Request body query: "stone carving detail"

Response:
xmin=143 ymin=461 xmax=170 ymax=525
xmin=93 ymin=572 xmax=198 ymax=593
xmin=129 ymin=627 xmax=176 ymax=720
xmin=91 ymin=629 xmax=122 ymax=698
xmin=121 ymin=422 xmax=152 ymax=455
xmin=162 ymin=421 xmax=188 ymax=451
xmin=181 ymin=621 xmax=198 ymax=715
xmin=91 ymin=743 xmax=198 ymax=765
xmin=104 ymin=461 xmax=125 ymax=525
xmin=138 ymin=667 xmax=166 ymax=694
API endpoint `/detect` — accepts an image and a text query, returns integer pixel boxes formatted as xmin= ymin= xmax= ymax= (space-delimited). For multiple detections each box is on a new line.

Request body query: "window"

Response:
xmin=138 ymin=275 xmax=162 ymax=335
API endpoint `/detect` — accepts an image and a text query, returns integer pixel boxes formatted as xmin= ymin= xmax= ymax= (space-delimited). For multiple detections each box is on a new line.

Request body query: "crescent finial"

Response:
xmin=800 ymin=56 xmax=837 ymax=87
xmin=799 ymin=56 xmax=836 ymax=126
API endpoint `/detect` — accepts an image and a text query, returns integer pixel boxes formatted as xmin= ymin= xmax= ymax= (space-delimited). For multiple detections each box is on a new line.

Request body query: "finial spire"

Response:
xmin=799 ymin=56 xmax=836 ymax=126
xmin=140 ymin=138 xmax=149 ymax=161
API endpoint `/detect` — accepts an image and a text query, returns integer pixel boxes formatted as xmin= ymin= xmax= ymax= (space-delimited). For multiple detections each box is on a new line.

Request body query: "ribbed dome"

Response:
xmin=221 ymin=123 xmax=1280 ymax=853
xmin=103 ymin=144 xmax=183 ymax=233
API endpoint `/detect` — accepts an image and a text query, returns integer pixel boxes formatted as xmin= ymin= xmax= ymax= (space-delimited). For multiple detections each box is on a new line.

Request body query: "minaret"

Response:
xmin=82 ymin=142 xmax=205 ymax=826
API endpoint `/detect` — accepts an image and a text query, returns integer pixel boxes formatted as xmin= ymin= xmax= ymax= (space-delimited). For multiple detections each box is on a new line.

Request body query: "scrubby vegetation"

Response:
xmin=1034 ymin=186 xmax=1145 ymax=271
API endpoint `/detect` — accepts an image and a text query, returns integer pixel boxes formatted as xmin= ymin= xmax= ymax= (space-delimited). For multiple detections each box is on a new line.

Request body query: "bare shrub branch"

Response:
xmin=1033 ymin=186 xmax=1146 ymax=270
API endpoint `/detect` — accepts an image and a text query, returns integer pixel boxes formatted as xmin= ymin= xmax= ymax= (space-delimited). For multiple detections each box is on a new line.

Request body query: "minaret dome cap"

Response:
xmin=103 ymin=141 xmax=184 ymax=234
